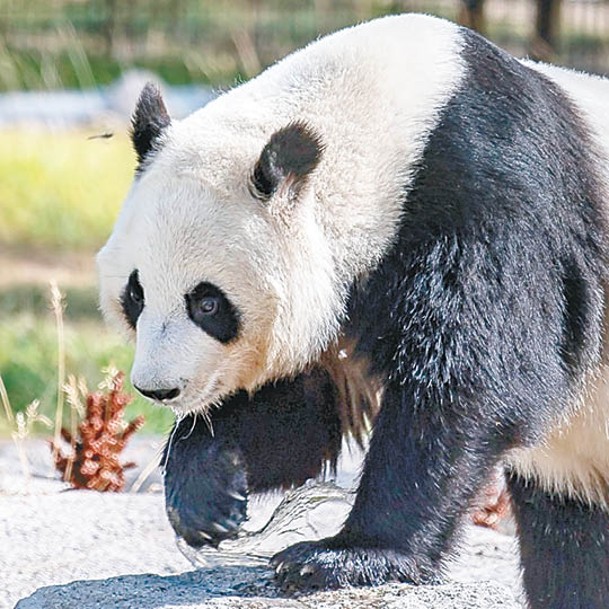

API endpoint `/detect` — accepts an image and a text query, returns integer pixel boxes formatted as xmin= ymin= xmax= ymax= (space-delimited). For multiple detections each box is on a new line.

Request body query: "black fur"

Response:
xmin=185 ymin=282 xmax=240 ymax=344
xmin=273 ymin=29 xmax=609 ymax=597
xmin=131 ymin=83 xmax=171 ymax=168
xmin=251 ymin=122 xmax=323 ymax=200
xmin=164 ymin=415 xmax=248 ymax=548
xmin=163 ymin=368 xmax=342 ymax=546
xmin=508 ymin=472 xmax=609 ymax=609
xmin=120 ymin=269 xmax=144 ymax=330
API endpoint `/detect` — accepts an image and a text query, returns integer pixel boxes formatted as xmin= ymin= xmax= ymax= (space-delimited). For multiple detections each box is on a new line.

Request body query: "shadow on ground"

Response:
xmin=15 ymin=565 xmax=288 ymax=609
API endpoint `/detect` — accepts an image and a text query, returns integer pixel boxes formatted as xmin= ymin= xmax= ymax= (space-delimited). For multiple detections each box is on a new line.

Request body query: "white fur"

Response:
xmin=98 ymin=14 xmax=465 ymax=413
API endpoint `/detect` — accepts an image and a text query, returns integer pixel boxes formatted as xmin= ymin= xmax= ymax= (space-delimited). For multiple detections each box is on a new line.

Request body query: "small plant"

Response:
xmin=51 ymin=370 xmax=144 ymax=492
xmin=1 ymin=373 xmax=52 ymax=482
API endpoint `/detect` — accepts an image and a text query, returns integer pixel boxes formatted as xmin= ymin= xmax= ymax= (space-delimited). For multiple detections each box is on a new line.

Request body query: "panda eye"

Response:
xmin=129 ymin=283 xmax=144 ymax=306
xmin=121 ymin=270 xmax=144 ymax=330
xmin=185 ymin=282 xmax=240 ymax=344
xmin=198 ymin=297 xmax=220 ymax=316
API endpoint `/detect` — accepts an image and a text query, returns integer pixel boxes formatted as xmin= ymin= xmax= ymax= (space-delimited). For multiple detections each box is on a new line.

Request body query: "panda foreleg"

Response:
xmin=163 ymin=411 xmax=248 ymax=548
xmin=508 ymin=471 xmax=609 ymax=609
xmin=225 ymin=367 xmax=343 ymax=493
xmin=273 ymin=378 xmax=505 ymax=591
xmin=163 ymin=368 xmax=343 ymax=547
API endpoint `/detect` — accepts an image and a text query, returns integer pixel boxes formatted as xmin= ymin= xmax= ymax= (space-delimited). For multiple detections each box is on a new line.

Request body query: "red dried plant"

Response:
xmin=51 ymin=371 xmax=144 ymax=492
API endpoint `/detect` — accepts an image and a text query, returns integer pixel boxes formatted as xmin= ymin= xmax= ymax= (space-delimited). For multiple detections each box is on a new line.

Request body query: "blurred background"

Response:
xmin=1 ymin=0 xmax=608 ymax=439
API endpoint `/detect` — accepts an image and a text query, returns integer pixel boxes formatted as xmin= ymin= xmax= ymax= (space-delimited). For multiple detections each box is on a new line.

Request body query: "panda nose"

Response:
xmin=135 ymin=386 xmax=181 ymax=402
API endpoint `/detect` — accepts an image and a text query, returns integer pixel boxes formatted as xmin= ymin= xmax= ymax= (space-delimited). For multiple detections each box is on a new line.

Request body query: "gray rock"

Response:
xmin=2 ymin=439 xmax=523 ymax=609
xmin=0 ymin=72 xmax=214 ymax=129
xmin=16 ymin=570 xmax=520 ymax=609
xmin=106 ymin=69 xmax=215 ymax=120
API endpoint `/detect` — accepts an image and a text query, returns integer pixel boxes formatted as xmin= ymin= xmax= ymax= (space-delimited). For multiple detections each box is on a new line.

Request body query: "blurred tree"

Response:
xmin=232 ymin=0 xmax=262 ymax=78
xmin=531 ymin=0 xmax=562 ymax=62
xmin=103 ymin=0 xmax=117 ymax=57
xmin=458 ymin=0 xmax=486 ymax=34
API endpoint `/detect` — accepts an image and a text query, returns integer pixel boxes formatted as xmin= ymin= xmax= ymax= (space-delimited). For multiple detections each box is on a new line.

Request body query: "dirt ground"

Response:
xmin=0 ymin=249 xmax=96 ymax=288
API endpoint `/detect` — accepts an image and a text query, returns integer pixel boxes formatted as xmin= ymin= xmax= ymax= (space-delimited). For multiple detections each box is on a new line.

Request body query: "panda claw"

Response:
xmin=197 ymin=530 xmax=213 ymax=541
xmin=211 ymin=522 xmax=230 ymax=534
xmin=227 ymin=490 xmax=247 ymax=502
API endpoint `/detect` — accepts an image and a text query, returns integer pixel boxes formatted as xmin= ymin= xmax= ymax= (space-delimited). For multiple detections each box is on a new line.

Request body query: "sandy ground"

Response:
xmin=0 ymin=438 xmax=524 ymax=609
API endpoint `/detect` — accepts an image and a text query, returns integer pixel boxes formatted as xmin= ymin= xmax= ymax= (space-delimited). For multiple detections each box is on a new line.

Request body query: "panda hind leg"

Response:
xmin=507 ymin=471 xmax=609 ymax=609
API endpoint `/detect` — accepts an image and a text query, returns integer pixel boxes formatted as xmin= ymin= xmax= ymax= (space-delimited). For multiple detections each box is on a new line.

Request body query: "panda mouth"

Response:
xmin=198 ymin=379 xmax=221 ymax=407
xmin=173 ymin=373 xmax=223 ymax=414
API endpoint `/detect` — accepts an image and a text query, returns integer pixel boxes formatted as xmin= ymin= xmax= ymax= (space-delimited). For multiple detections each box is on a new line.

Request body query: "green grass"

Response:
xmin=0 ymin=47 xmax=229 ymax=91
xmin=0 ymin=2 xmax=356 ymax=91
xmin=0 ymin=287 xmax=175 ymax=436
xmin=0 ymin=129 xmax=134 ymax=253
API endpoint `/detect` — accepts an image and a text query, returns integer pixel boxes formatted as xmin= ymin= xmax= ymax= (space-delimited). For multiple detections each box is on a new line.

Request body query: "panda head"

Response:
xmin=97 ymin=84 xmax=343 ymax=413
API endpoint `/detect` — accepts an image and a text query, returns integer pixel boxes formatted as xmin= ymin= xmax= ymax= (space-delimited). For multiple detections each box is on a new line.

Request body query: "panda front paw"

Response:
xmin=165 ymin=442 xmax=248 ymax=548
xmin=271 ymin=536 xmax=434 ymax=593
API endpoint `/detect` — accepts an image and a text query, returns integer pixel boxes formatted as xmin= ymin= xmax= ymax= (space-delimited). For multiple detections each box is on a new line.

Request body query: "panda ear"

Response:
xmin=250 ymin=122 xmax=323 ymax=202
xmin=131 ymin=83 xmax=171 ymax=167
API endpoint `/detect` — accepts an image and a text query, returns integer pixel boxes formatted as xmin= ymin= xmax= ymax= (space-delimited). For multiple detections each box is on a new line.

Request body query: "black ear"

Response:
xmin=131 ymin=83 xmax=171 ymax=167
xmin=251 ymin=122 xmax=323 ymax=201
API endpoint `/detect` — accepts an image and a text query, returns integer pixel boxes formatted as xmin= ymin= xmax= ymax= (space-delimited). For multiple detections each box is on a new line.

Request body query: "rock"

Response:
xmin=106 ymin=69 xmax=214 ymax=120
xmin=16 ymin=570 xmax=520 ymax=609
xmin=0 ymin=71 xmax=215 ymax=129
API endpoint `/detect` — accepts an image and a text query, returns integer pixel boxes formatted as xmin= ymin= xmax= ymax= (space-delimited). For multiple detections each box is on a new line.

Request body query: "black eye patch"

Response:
xmin=121 ymin=270 xmax=144 ymax=330
xmin=185 ymin=282 xmax=240 ymax=344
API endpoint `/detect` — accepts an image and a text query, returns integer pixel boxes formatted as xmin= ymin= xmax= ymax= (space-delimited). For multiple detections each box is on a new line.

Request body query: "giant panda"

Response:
xmin=97 ymin=13 xmax=609 ymax=609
